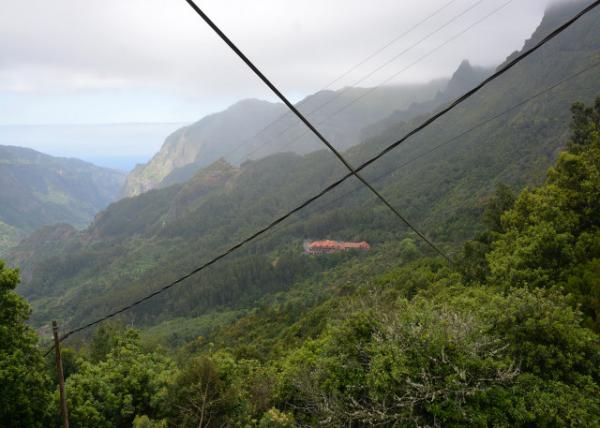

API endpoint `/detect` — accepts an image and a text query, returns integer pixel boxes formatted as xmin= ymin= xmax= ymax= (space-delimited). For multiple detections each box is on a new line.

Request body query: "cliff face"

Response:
xmin=122 ymin=99 xmax=285 ymax=197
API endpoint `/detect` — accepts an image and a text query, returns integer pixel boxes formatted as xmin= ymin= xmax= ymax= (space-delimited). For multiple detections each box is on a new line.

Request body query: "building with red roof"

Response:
xmin=304 ymin=240 xmax=370 ymax=255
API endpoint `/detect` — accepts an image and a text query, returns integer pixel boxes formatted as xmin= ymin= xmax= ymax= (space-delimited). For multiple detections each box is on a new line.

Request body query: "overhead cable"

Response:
xmin=183 ymin=0 xmax=450 ymax=262
xmin=246 ymin=0 xmax=515 ymax=161
xmin=220 ymin=0 xmax=463 ymax=162
xmin=255 ymin=58 xmax=600 ymax=244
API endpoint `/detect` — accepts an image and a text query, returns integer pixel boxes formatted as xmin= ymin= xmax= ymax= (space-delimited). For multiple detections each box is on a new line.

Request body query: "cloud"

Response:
xmin=0 ymin=0 xmax=567 ymax=125
xmin=1 ymin=0 xmax=585 ymax=167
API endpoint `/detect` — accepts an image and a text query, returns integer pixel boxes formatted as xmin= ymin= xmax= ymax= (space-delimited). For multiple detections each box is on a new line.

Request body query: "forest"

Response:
xmin=2 ymin=98 xmax=599 ymax=427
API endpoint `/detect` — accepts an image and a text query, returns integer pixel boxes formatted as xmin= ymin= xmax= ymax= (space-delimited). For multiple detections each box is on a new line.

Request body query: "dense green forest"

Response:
xmin=2 ymin=97 xmax=600 ymax=427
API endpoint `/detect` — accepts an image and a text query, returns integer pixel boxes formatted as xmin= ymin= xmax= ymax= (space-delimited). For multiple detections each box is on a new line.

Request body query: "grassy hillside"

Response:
xmin=0 ymin=146 xmax=125 ymax=255
xmin=346 ymin=0 xmax=600 ymax=239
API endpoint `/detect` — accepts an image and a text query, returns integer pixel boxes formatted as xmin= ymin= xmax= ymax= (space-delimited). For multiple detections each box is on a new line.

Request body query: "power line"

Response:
xmin=44 ymin=0 xmax=600 ymax=354
xmin=272 ymin=0 xmax=488 ymax=130
xmin=346 ymin=0 xmax=600 ymax=176
xmin=183 ymin=0 xmax=449 ymax=261
xmin=254 ymin=58 xmax=600 ymax=244
xmin=321 ymin=0 xmax=460 ymax=90
xmin=219 ymin=0 xmax=463 ymax=163
xmin=245 ymin=0 xmax=514 ymax=161
xmin=224 ymin=0 xmax=487 ymax=163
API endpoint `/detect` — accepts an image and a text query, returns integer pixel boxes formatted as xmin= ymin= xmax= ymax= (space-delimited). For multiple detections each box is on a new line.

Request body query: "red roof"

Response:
xmin=309 ymin=240 xmax=342 ymax=249
xmin=308 ymin=240 xmax=370 ymax=250
xmin=340 ymin=241 xmax=370 ymax=249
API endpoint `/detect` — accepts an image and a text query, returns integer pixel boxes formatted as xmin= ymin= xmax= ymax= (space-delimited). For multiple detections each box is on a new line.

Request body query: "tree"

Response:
xmin=456 ymin=184 xmax=515 ymax=285
xmin=258 ymin=408 xmax=295 ymax=428
xmin=482 ymin=183 xmax=515 ymax=234
xmin=132 ymin=415 xmax=167 ymax=428
xmin=64 ymin=329 xmax=174 ymax=428
xmin=166 ymin=353 xmax=241 ymax=428
xmin=488 ymin=97 xmax=600 ymax=329
xmin=0 ymin=260 xmax=52 ymax=427
xmin=277 ymin=286 xmax=600 ymax=426
xmin=88 ymin=320 xmax=125 ymax=362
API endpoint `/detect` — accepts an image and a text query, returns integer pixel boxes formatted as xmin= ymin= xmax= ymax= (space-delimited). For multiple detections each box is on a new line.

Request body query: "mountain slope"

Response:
xmin=9 ymin=0 xmax=600 ymax=332
xmin=122 ymin=81 xmax=448 ymax=197
xmin=347 ymin=0 xmax=600 ymax=241
xmin=0 ymin=145 xmax=125 ymax=254
xmin=362 ymin=60 xmax=493 ymax=138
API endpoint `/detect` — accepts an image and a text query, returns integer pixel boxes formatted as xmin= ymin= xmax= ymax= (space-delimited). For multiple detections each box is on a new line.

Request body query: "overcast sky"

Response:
xmin=0 ymin=0 xmax=573 ymax=167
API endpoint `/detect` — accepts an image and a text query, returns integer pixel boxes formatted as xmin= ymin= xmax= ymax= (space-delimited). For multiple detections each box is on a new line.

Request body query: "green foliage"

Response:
xmin=488 ymin=97 xmax=600 ymax=329
xmin=165 ymin=355 xmax=239 ymax=427
xmin=482 ymin=183 xmax=516 ymax=233
xmin=64 ymin=329 xmax=175 ymax=428
xmin=276 ymin=286 xmax=599 ymax=427
xmin=0 ymin=219 xmax=23 ymax=257
xmin=151 ymin=97 xmax=600 ymax=425
xmin=88 ymin=321 xmax=125 ymax=362
xmin=0 ymin=260 xmax=52 ymax=427
xmin=3 ymin=7 xmax=600 ymax=426
xmin=8 ymin=93 xmax=600 ymax=427
xmin=456 ymin=184 xmax=515 ymax=284
xmin=140 ymin=310 xmax=244 ymax=349
xmin=258 ymin=408 xmax=295 ymax=428
xmin=132 ymin=415 xmax=167 ymax=428
xmin=59 ymin=347 xmax=81 ymax=380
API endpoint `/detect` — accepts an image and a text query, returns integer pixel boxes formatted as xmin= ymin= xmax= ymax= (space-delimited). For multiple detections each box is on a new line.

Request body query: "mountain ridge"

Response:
xmin=0 ymin=145 xmax=126 ymax=255
xmin=122 ymin=80 xmax=450 ymax=197
xmin=361 ymin=60 xmax=494 ymax=139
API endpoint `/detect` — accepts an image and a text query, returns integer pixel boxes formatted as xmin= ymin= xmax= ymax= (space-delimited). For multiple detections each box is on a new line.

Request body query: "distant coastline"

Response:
xmin=0 ymin=122 xmax=188 ymax=171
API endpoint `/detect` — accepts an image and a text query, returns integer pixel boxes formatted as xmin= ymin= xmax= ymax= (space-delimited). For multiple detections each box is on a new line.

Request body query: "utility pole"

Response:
xmin=52 ymin=321 xmax=70 ymax=428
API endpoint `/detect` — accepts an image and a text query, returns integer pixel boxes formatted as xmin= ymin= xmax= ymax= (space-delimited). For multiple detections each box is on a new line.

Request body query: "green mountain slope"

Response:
xmin=0 ymin=146 xmax=125 ymax=255
xmin=348 ymin=0 xmax=600 ymax=239
xmin=362 ymin=59 xmax=493 ymax=137
xmin=9 ymin=0 xmax=600 ymax=334
xmin=122 ymin=81 xmax=450 ymax=197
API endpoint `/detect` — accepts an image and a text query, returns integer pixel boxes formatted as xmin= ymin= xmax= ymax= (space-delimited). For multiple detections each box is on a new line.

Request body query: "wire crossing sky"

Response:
xmin=234 ymin=0 xmax=516 ymax=164
xmin=182 ymin=0 xmax=450 ymax=261
xmin=1 ymin=0 xmax=561 ymax=125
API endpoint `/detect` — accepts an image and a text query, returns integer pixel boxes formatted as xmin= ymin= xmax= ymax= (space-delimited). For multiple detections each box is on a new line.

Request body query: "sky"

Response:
xmin=0 ymin=0 xmax=570 ymax=169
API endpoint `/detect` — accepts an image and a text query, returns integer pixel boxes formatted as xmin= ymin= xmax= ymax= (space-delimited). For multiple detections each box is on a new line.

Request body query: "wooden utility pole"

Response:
xmin=52 ymin=320 xmax=70 ymax=428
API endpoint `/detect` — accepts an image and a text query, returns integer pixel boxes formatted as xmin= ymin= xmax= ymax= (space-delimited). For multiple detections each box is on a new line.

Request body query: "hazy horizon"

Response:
xmin=0 ymin=122 xmax=188 ymax=171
